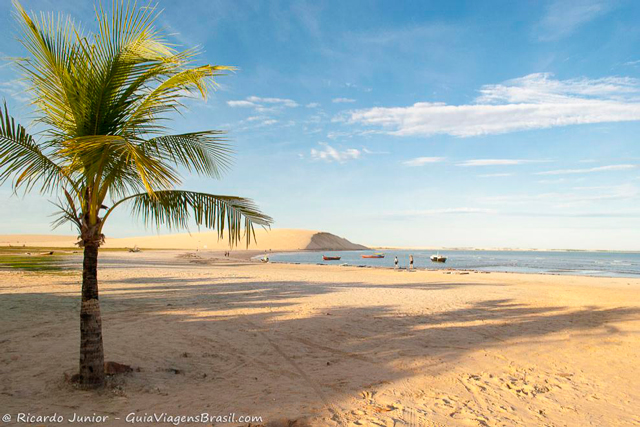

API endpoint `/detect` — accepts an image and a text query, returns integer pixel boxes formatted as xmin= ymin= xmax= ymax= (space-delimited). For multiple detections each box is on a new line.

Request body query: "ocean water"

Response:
xmin=266 ymin=249 xmax=640 ymax=278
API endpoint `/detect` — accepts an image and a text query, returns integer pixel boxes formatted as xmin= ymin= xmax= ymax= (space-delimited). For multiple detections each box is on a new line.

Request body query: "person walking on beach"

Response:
xmin=409 ymin=254 xmax=414 ymax=270
xmin=394 ymin=256 xmax=399 ymax=269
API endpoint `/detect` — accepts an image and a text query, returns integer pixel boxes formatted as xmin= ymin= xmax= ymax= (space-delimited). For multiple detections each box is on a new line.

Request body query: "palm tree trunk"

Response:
xmin=79 ymin=241 xmax=105 ymax=388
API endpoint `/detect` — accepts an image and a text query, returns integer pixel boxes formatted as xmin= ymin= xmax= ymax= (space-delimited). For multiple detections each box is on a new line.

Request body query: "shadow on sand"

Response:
xmin=1 ymin=266 xmax=639 ymax=425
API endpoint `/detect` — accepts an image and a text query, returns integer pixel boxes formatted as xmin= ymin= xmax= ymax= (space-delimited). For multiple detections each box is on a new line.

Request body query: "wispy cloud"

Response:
xmin=345 ymin=73 xmax=640 ymax=137
xmin=479 ymin=184 xmax=638 ymax=206
xmin=332 ymin=97 xmax=356 ymax=103
xmin=536 ymin=0 xmax=614 ymax=42
xmin=246 ymin=96 xmax=299 ymax=107
xmin=479 ymin=173 xmax=514 ymax=178
xmin=402 ymin=157 xmax=446 ymax=167
xmin=384 ymin=207 xmax=498 ymax=219
xmin=227 ymin=100 xmax=257 ymax=108
xmin=457 ymin=159 xmax=545 ymax=167
xmin=509 ymin=211 xmax=640 ymax=218
xmin=0 ymin=80 xmax=31 ymax=103
xmin=362 ymin=147 xmax=389 ymax=155
xmin=537 ymin=178 xmax=569 ymax=184
xmin=306 ymin=102 xmax=320 ymax=108
xmin=227 ymin=96 xmax=299 ymax=111
xmin=536 ymin=164 xmax=637 ymax=175
xmin=310 ymin=143 xmax=361 ymax=163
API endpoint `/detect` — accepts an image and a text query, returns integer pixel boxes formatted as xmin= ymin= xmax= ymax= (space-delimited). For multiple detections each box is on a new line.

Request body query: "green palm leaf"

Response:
xmin=147 ymin=131 xmax=233 ymax=178
xmin=0 ymin=102 xmax=71 ymax=193
xmin=108 ymin=190 xmax=272 ymax=247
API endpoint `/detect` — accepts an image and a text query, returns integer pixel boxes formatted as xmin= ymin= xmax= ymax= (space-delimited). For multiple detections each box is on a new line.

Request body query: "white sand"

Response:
xmin=1 ymin=250 xmax=638 ymax=426
xmin=0 ymin=234 xmax=79 ymax=247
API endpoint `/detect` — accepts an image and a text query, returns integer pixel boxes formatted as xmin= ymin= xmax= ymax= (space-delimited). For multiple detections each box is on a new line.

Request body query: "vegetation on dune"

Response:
xmin=0 ymin=1 xmax=272 ymax=388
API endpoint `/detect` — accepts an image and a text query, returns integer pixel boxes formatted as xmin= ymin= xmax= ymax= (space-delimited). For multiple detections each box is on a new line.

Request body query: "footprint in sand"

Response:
xmin=361 ymin=390 xmax=376 ymax=401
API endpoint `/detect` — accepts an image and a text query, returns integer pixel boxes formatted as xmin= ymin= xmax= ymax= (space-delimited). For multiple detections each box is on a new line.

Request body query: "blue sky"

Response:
xmin=1 ymin=0 xmax=640 ymax=250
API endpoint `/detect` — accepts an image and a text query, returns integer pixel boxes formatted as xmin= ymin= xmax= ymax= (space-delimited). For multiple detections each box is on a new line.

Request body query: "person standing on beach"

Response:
xmin=409 ymin=254 xmax=414 ymax=270
xmin=394 ymin=256 xmax=399 ymax=269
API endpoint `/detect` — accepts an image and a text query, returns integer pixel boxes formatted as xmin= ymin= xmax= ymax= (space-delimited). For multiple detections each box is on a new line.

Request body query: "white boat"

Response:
xmin=430 ymin=252 xmax=447 ymax=263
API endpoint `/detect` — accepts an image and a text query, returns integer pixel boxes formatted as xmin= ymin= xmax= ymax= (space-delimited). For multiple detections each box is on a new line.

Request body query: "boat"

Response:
xmin=323 ymin=255 xmax=341 ymax=261
xmin=362 ymin=253 xmax=385 ymax=259
xmin=430 ymin=253 xmax=447 ymax=263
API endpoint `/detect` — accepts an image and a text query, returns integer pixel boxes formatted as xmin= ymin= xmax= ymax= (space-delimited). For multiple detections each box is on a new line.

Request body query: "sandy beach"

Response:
xmin=1 ymin=249 xmax=638 ymax=426
xmin=3 ymin=0 xmax=640 ymax=425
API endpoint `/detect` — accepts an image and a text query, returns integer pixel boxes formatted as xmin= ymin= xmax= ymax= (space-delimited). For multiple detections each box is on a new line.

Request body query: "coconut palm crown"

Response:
xmin=0 ymin=1 xmax=272 ymax=388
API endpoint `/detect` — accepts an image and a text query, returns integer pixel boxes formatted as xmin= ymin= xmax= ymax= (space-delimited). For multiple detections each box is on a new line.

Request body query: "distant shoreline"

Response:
xmin=261 ymin=249 xmax=640 ymax=279
xmin=261 ymin=259 xmax=640 ymax=279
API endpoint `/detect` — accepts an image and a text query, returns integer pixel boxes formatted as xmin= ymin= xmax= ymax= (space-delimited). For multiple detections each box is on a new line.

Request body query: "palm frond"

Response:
xmin=50 ymin=197 xmax=81 ymax=230
xmin=123 ymin=65 xmax=235 ymax=134
xmin=59 ymin=135 xmax=180 ymax=192
xmin=12 ymin=1 xmax=82 ymax=134
xmin=0 ymin=102 xmax=70 ymax=193
xmin=107 ymin=190 xmax=272 ymax=247
xmin=147 ymin=131 xmax=233 ymax=178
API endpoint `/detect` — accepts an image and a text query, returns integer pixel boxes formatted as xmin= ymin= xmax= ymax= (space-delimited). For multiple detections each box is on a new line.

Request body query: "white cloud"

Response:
xmin=537 ymin=0 xmax=613 ymax=42
xmin=346 ymin=73 xmax=640 ymax=137
xmin=227 ymin=100 xmax=257 ymax=108
xmin=0 ymin=80 xmax=31 ymax=103
xmin=386 ymin=207 xmax=498 ymax=218
xmin=303 ymin=126 xmax=323 ymax=134
xmin=479 ymin=173 xmax=514 ymax=178
xmin=538 ymin=178 xmax=568 ymax=184
xmin=261 ymin=119 xmax=278 ymax=126
xmin=479 ymin=184 xmax=638 ymax=206
xmin=306 ymin=102 xmax=320 ymax=108
xmin=457 ymin=159 xmax=543 ymax=167
xmin=327 ymin=131 xmax=354 ymax=140
xmin=475 ymin=73 xmax=639 ymax=104
xmin=333 ymin=97 xmax=356 ymax=103
xmin=536 ymin=164 xmax=637 ymax=175
xmin=227 ymin=96 xmax=299 ymax=110
xmin=246 ymin=96 xmax=299 ymax=107
xmin=402 ymin=157 xmax=446 ymax=167
xmin=254 ymin=106 xmax=280 ymax=113
xmin=362 ymin=147 xmax=389 ymax=155
xmin=310 ymin=143 xmax=361 ymax=163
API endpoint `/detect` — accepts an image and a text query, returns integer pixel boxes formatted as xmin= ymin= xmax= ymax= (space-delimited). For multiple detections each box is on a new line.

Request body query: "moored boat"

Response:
xmin=430 ymin=253 xmax=447 ymax=263
xmin=362 ymin=253 xmax=385 ymax=259
xmin=323 ymin=255 xmax=341 ymax=261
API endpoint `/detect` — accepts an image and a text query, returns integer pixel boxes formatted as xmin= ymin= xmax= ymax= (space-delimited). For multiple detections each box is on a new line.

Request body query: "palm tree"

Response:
xmin=0 ymin=1 xmax=272 ymax=388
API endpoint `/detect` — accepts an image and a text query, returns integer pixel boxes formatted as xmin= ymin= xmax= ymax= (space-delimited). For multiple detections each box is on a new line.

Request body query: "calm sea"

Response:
xmin=266 ymin=249 xmax=640 ymax=278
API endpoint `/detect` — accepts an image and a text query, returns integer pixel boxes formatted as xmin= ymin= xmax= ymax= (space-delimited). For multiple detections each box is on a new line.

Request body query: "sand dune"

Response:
xmin=0 ymin=234 xmax=78 ymax=248
xmin=0 ymin=229 xmax=368 ymax=251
